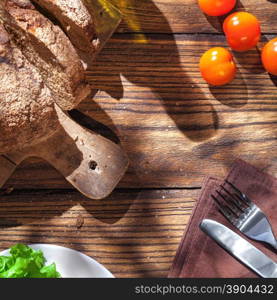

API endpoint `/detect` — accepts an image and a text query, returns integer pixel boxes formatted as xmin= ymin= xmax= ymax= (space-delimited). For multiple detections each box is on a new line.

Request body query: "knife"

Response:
xmin=200 ymin=219 xmax=277 ymax=278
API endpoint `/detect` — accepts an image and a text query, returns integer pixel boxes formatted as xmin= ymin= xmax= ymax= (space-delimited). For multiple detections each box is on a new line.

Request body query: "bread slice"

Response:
xmin=1 ymin=0 xmax=91 ymax=110
xmin=31 ymin=0 xmax=99 ymax=65
xmin=0 ymin=24 xmax=58 ymax=154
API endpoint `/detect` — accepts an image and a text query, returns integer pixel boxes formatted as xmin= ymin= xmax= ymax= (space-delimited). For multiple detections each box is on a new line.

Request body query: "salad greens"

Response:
xmin=0 ymin=244 xmax=61 ymax=278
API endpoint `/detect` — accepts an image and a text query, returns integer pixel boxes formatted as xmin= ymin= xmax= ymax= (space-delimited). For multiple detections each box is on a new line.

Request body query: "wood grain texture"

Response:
xmin=1 ymin=106 xmax=129 ymax=200
xmin=0 ymin=189 xmax=198 ymax=277
xmin=1 ymin=0 xmax=277 ymax=279
xmin=111 ymin=0 xmax=277 ymax=34
xmin=6 ymin=33 xmax=277 ymax=189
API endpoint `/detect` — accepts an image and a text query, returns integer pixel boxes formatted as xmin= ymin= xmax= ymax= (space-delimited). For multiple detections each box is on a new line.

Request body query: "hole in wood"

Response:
xmin=89 ymin=160 xmax=98 ymax=171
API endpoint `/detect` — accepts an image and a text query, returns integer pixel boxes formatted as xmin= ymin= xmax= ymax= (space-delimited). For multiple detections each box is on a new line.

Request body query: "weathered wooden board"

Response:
xmin=111 ymin=0 xmax=277 ymax=34
xmin=6 ymin=33 xmax=277 ymax=189
xmin=0 ymin=0 xmax=276 ymax=280
xmin=0 ymin=189 xmax=198 ymax=277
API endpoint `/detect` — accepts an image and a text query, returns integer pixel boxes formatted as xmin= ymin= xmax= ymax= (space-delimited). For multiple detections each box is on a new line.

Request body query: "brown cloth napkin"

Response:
xmin=169 ymin=159 xmax=277 ymax=278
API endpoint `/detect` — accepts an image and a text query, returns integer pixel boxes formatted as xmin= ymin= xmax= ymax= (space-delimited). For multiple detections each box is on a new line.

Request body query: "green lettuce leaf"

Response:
xmin=0 ymin=244 xmax=61 ymax=278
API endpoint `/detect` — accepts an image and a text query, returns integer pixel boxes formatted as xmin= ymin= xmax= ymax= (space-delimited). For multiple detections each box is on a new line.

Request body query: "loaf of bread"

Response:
xmin=0 ymin=0 xmax=120 ymax=153
xmin=2 ymin=0 xmax=91 ymax=110
xmin=0 ymin=24 xmax=58 ymax=153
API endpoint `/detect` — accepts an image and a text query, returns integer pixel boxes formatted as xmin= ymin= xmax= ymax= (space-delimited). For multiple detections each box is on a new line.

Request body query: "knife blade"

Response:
xmin=200 ymin=219 xmax=277 ymax=278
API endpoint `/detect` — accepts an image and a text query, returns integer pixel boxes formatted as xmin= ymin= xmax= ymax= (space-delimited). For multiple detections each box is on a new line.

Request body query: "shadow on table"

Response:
xmin=0 ymin=188 xmax=170 ymax=277
xmin=269 ymin=74 xmax=277 ymax=87
xmin=0 ymin=188 xmax=135 ymax=229
xmin=90 ymin=0 xmax=220 ymax=143
xmin=84 ymin=0 xmax=221 ymax=276
xmin=0 ymin=188 xmax=135 ymax=239
xmin=209 ymin=68 xmax=248 ymax=108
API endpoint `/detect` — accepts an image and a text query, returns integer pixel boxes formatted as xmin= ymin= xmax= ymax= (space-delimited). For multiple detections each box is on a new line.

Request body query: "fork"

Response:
xmin=212 ymin=180 xmax=277 ymax=251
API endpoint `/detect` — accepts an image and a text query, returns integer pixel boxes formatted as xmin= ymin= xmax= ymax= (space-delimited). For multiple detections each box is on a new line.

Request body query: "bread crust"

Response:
xmin=0 ymin=25 xmax=58 ymax=153
xmin=2 ymin=0 xmax=91 ymax=110
xmin=31 ymin=0 xmax=99 ymax=65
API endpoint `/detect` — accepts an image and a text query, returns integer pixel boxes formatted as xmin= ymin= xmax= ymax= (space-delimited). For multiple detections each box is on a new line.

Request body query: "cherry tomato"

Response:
xmin=261 ymin=37 xmax=277 ymax=76
xmin=199 ymin=47 xmax=236 ymax=86
xmin=223 ymin=12 xmax=261 ymax=52
xmin=198 ymin=0 xmax=236 ymax=16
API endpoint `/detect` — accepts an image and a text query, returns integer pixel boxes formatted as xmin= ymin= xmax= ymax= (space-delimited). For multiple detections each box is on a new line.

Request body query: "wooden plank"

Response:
xmin=5 ymin=33 xmax=277 ymax=189
xmin=111 ymin=0 xmax=277 ymax=34
xmin=0 ymin=188 xmax=198 ymax=278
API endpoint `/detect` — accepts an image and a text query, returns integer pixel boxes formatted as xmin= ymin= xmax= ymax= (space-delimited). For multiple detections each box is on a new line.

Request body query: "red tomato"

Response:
xmin=199 ymin=47 xmax=236 ymax=86
xmin=261 ymin=37 xmax=277 ymax=76
xmin=223 ymin=12 xmax=261 ymax=52
xmin=198 ymin=0 xmax=236 ymax=16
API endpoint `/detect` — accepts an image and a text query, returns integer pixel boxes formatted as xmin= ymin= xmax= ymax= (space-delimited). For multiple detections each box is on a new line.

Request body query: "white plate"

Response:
xmin=0 ymin=244 xmax=114 ymax=278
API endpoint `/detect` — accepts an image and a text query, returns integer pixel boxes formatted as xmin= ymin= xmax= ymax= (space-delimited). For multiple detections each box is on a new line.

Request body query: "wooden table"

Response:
xmin=1 ymin=0 xmax=276 ymax=277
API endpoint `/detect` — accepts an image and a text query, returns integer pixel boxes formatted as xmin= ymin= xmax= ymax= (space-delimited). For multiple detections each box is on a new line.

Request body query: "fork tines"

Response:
xmin=212 ymin=180 xmax=250 ymax=222
xmin=211 ymin=194 xmax=237 ymax=224
xmin=225 ymin=180 xmax=251 ymax=205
